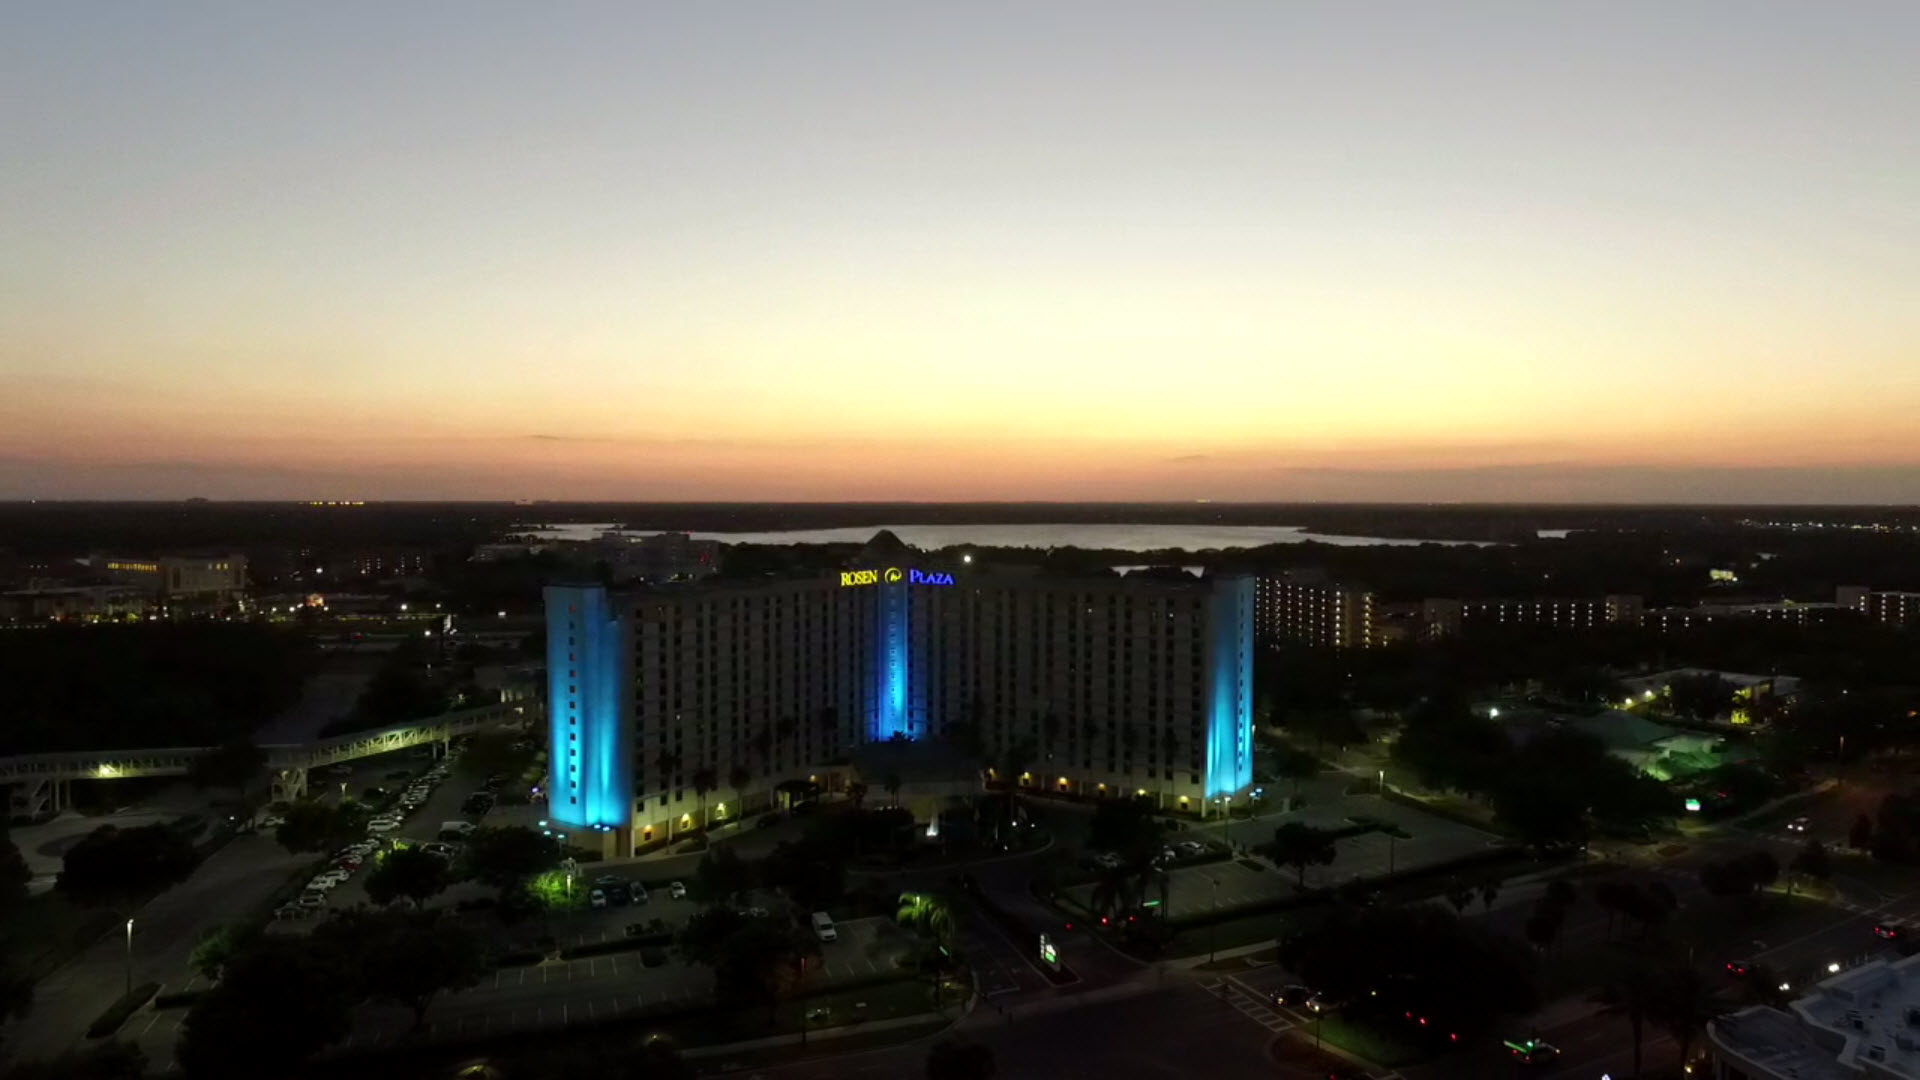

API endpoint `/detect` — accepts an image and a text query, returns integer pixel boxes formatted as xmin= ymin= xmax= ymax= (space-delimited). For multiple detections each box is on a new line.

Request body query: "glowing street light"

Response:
xmin=124 ymin=918 xmax=134 ymax=995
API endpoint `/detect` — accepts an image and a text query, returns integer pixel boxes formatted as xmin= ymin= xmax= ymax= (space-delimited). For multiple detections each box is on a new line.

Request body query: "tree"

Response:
xmin=365 ymin=845 xmax=452 ymax=908
xmin=1278 ymin=904 xmax=1535 ymax=1036
xmin=1790 ymin=839 xmax=1833 ymax=895
xmin=56 ymin=823 xmax=197 ymax=911
xmin=1444 ymin=878 xmax=1475 ymax=915
xmin=758 ymin=839 xmax=846 ymax=913
xmin=1261 ymin=823 xmax=1339 ymax=887
xmin=692 ymin=766 xmax=718 ymax=831
xmin=1592 ymin=956 xmax=1662 ymax=1080
xmin=1390 ymin=699 xmax=1512 ymax=797
xmin=1666 ymin=673 xmax=1737 ymax=721
xmin=728 ymin=763 xmax=753 ymax=814
xmin=176 ymin=939 xmax=356 ymax=1079
xmin=1087 ymin=799 xmax=1166 ymax=863
xmin=189 ymin=925 xmax=252 ymax=984
xmin=186 ymin=741 xmax=266 ymax=793
xmin=1700 ymin=851 xmax=1780 ymax=900
xmin=1272 ymin=746 xmax=1320 ymax=806
xmin=885 ymin=771 xmax=903 ymax=808
xmin=273 ymin=800 xmax=367 ymax=855
xmin=459 ymin=826 xmax=561 ymax=897
xmin=1648 ymin=964 xmax=1723 ymax=1073
xmin=1850 ymin=812 xmax=1875 ymax=851
xmin=1479 ymin=879 xmax=1502 ymax=914
xmin=0 ymin=967 xmax=33 ymax=1045
xmin=926 ymin=1039 xmax=997 ymax=1080
xmin=694 ymin=846 xmax=756 ymax=907
xmin=355 ymin=912 xmax=488 ymax=1029
xmin=0 ymin=821 xmax=30 ymax=912
xmin=0 ymin=1041 xmax=147 ymax=1080
xmin=848 ymin=781 xmax=870 ymax=811
xmin=678 ymin=909 xmax=817 ymax=1019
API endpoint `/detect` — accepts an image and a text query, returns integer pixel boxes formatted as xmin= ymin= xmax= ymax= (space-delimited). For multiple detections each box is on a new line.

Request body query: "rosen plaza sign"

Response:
xmin=839 ymin=567 xmax=956 ymax=588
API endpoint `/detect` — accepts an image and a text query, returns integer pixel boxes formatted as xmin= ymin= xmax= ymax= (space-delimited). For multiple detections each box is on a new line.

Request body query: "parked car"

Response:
xmin=296 ymin=893 xmax=326 ymax=909
xmin=1177 ymin=840 xmax=1206 ymax=856
xmin=668 ymin=881 xmax=687 ymax=900
xmin=367 ymin=819 xmax=399 ymax=833
xmin=589 ymin=888 xmax=608 ymax=909
xmin=811 ymin=911 xmax=838 ymax=942
xmin=630 ymin=883 xmax=649 ymax=904
xmin=1271 ymin=985 xmax=1313 ymax=1008
xmin=260 ymin=815 xmax=287 ymax=829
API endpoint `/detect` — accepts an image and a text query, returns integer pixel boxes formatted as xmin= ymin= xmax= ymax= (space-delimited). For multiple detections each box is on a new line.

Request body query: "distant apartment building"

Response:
xmin=1254 ymin=571 xmax=1374 ymax=648
xmin=1837 ymin=585 xmax=1920 ymax=627
xmin=0 ymin=585 xmax=150 ymax=624
xmin=1644 ymin=601 xmax=1846 ymax=635
xmin=597 ymin=531 xmax=721 ymax=584
xmin=1420 ymin=595 xmax=1643 ymax=639
xmin=97 ymin=554 xmax=247 ymax=601
xmin=325 ymin=548 xmax=432 ymax=580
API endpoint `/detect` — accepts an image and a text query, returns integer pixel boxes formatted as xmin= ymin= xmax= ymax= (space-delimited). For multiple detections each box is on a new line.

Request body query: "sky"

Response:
xmin=3 ymin=2 xmax=1916 ymax=503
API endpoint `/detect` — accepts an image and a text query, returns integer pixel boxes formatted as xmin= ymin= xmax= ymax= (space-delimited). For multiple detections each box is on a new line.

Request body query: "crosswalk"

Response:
xmin=1198 ymin=975 xmax=1405 ymax=1080
xmin=1199 ymin=975 xmax=1293 ymax=1033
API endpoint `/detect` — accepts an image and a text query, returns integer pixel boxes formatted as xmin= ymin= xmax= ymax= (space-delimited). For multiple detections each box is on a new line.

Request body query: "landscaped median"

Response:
xmin=84 ymin=981 xmax=159 ymax=1039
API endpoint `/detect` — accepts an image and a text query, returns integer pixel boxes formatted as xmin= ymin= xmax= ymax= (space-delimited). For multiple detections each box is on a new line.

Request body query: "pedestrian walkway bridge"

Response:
xmin=2 ymin=699 xmax=539 ymax=816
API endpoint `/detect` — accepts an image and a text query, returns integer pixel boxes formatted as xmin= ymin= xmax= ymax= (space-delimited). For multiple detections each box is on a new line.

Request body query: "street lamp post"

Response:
xmin=1221 ymin=795 xmax=1233 ymax=852
xmin=1387 ymin=832 xmax=1396 ymax=875
xmin=123 ymin=918 xmax=134 ymax=996
xmin=1378 ymin=769 xmax=1386 ymax=796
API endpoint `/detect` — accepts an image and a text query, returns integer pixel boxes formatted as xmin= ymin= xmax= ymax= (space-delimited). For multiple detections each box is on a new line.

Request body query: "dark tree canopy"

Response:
xmin=55 ymin=824 xmax=197 ymax=908
xmin=273 ymin=801 xmax=368 ymax=855
xmin=365 ymin=845 xmax=451 ymax=907
xmin=458 ymin=826 xmax=562 ymax=894
xmin=3 ymin=623 xmax=310 ymax=753
xmin=175 ymin=938 xmax=356 ymax=1079
xmin=1279 ymin=905 xmax=1536 ymax=1033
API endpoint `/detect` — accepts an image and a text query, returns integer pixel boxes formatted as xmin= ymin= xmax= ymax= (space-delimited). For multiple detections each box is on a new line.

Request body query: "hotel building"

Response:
xmin=1837 ymin=586 xmax=1920 ymax=628
xmin=1420 ymin=594 xmax=1643 ymax=639
xmin=1254 ymin=572 xmax=1375 ymax=649
xmin=546 ymin=565 xmax=1255 ymax=853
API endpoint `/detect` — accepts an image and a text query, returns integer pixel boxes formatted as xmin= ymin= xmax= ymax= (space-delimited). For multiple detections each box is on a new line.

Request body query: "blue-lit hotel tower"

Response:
xmin=544 ymin=584 xmax=634 ymax=833
xmin=545 ymin=565 xmax=1253 ymax=851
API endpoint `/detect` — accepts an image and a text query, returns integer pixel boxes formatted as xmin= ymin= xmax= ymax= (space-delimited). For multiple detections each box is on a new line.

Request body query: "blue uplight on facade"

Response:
xmin=545 ymin=585 xmax=632 ymax=830
xmin=1204 ymin=577 xmax=1255 ymax=798
xmin=872 ymin=579 xmax=911 ymax=740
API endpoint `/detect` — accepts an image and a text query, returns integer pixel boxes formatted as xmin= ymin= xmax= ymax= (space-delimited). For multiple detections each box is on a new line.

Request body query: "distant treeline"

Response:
xmin=2 ymin=623 xmax=312 ymax=753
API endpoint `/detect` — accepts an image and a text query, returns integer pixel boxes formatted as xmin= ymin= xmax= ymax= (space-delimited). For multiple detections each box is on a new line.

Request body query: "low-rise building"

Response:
xmin=1255 ymin=569 xmax=1374 ymax=648
xmin=1420 ymin=594 xmax=1642 ymax=639
xmin=1710 ymin=952 xmax=1920 ymax=1079
xmin=1838 ymin=586 xmax=1920 ymax=628
xmin=0 ymin=585 xmax=150 ymax=623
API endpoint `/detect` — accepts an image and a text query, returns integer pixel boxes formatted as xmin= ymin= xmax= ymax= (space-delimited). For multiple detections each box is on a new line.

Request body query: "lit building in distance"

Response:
xmin=96 ymin=554 xmax=247 ymax=601
xmin=1642 ymin=601 xmax=1846 ymax=635
xmin=544 ymin=561 xmax=1255 ymax=853
xmin=1254 ymin=571 xmax=1374 ymax=648
xmin=1837 ymin=585 xmax=1920 ymax=627
xmin=1420 ymin=595 xmax=1643 ymax=639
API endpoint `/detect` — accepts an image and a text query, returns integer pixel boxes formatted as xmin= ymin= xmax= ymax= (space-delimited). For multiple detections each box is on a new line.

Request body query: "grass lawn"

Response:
xmin=1304 ymin=1011 xmax=1433 ymax=1068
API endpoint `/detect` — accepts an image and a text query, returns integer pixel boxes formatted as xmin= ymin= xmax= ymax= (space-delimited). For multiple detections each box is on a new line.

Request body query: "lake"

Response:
xmin=520 ymin=522 xmax=1493 ymax=551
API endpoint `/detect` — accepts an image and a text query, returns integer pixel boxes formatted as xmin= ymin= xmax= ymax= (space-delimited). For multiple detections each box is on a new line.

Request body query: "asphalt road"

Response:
xmin=731 ymin=981 xmax=1294 ymax=1080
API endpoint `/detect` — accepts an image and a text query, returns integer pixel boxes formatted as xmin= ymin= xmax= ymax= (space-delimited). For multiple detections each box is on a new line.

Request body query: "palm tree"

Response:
xmin=1592 ymin=957 xmax=1662 ymax=1079
xmin=774 ymin=715 xmax=797 ymax=772
xmin=1648 ymin=965 xmax=1722 ymax=1075
xmin=1159 ymin=730 xmax=1180 ymax=809
xmin=692 ymin=766 xmax=718 ymax=832
xmin=655 ymin=748 xmax=682 ymax=840
xmin=752 ymin=724 xmax=773 ymax=780
xmin=728 ymin=763 xmax=752 ymax=817
xmin=884 ymin=771 xmax=903 ymax=808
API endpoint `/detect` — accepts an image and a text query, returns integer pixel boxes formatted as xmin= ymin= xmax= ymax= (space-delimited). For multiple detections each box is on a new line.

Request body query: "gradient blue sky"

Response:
xmin=3 ymin=2 xmax=1916 ymax=502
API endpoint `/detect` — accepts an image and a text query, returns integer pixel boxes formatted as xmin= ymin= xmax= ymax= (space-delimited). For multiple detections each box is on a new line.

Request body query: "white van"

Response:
xmin=810 ymin=911 xmax=837 ymax=943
